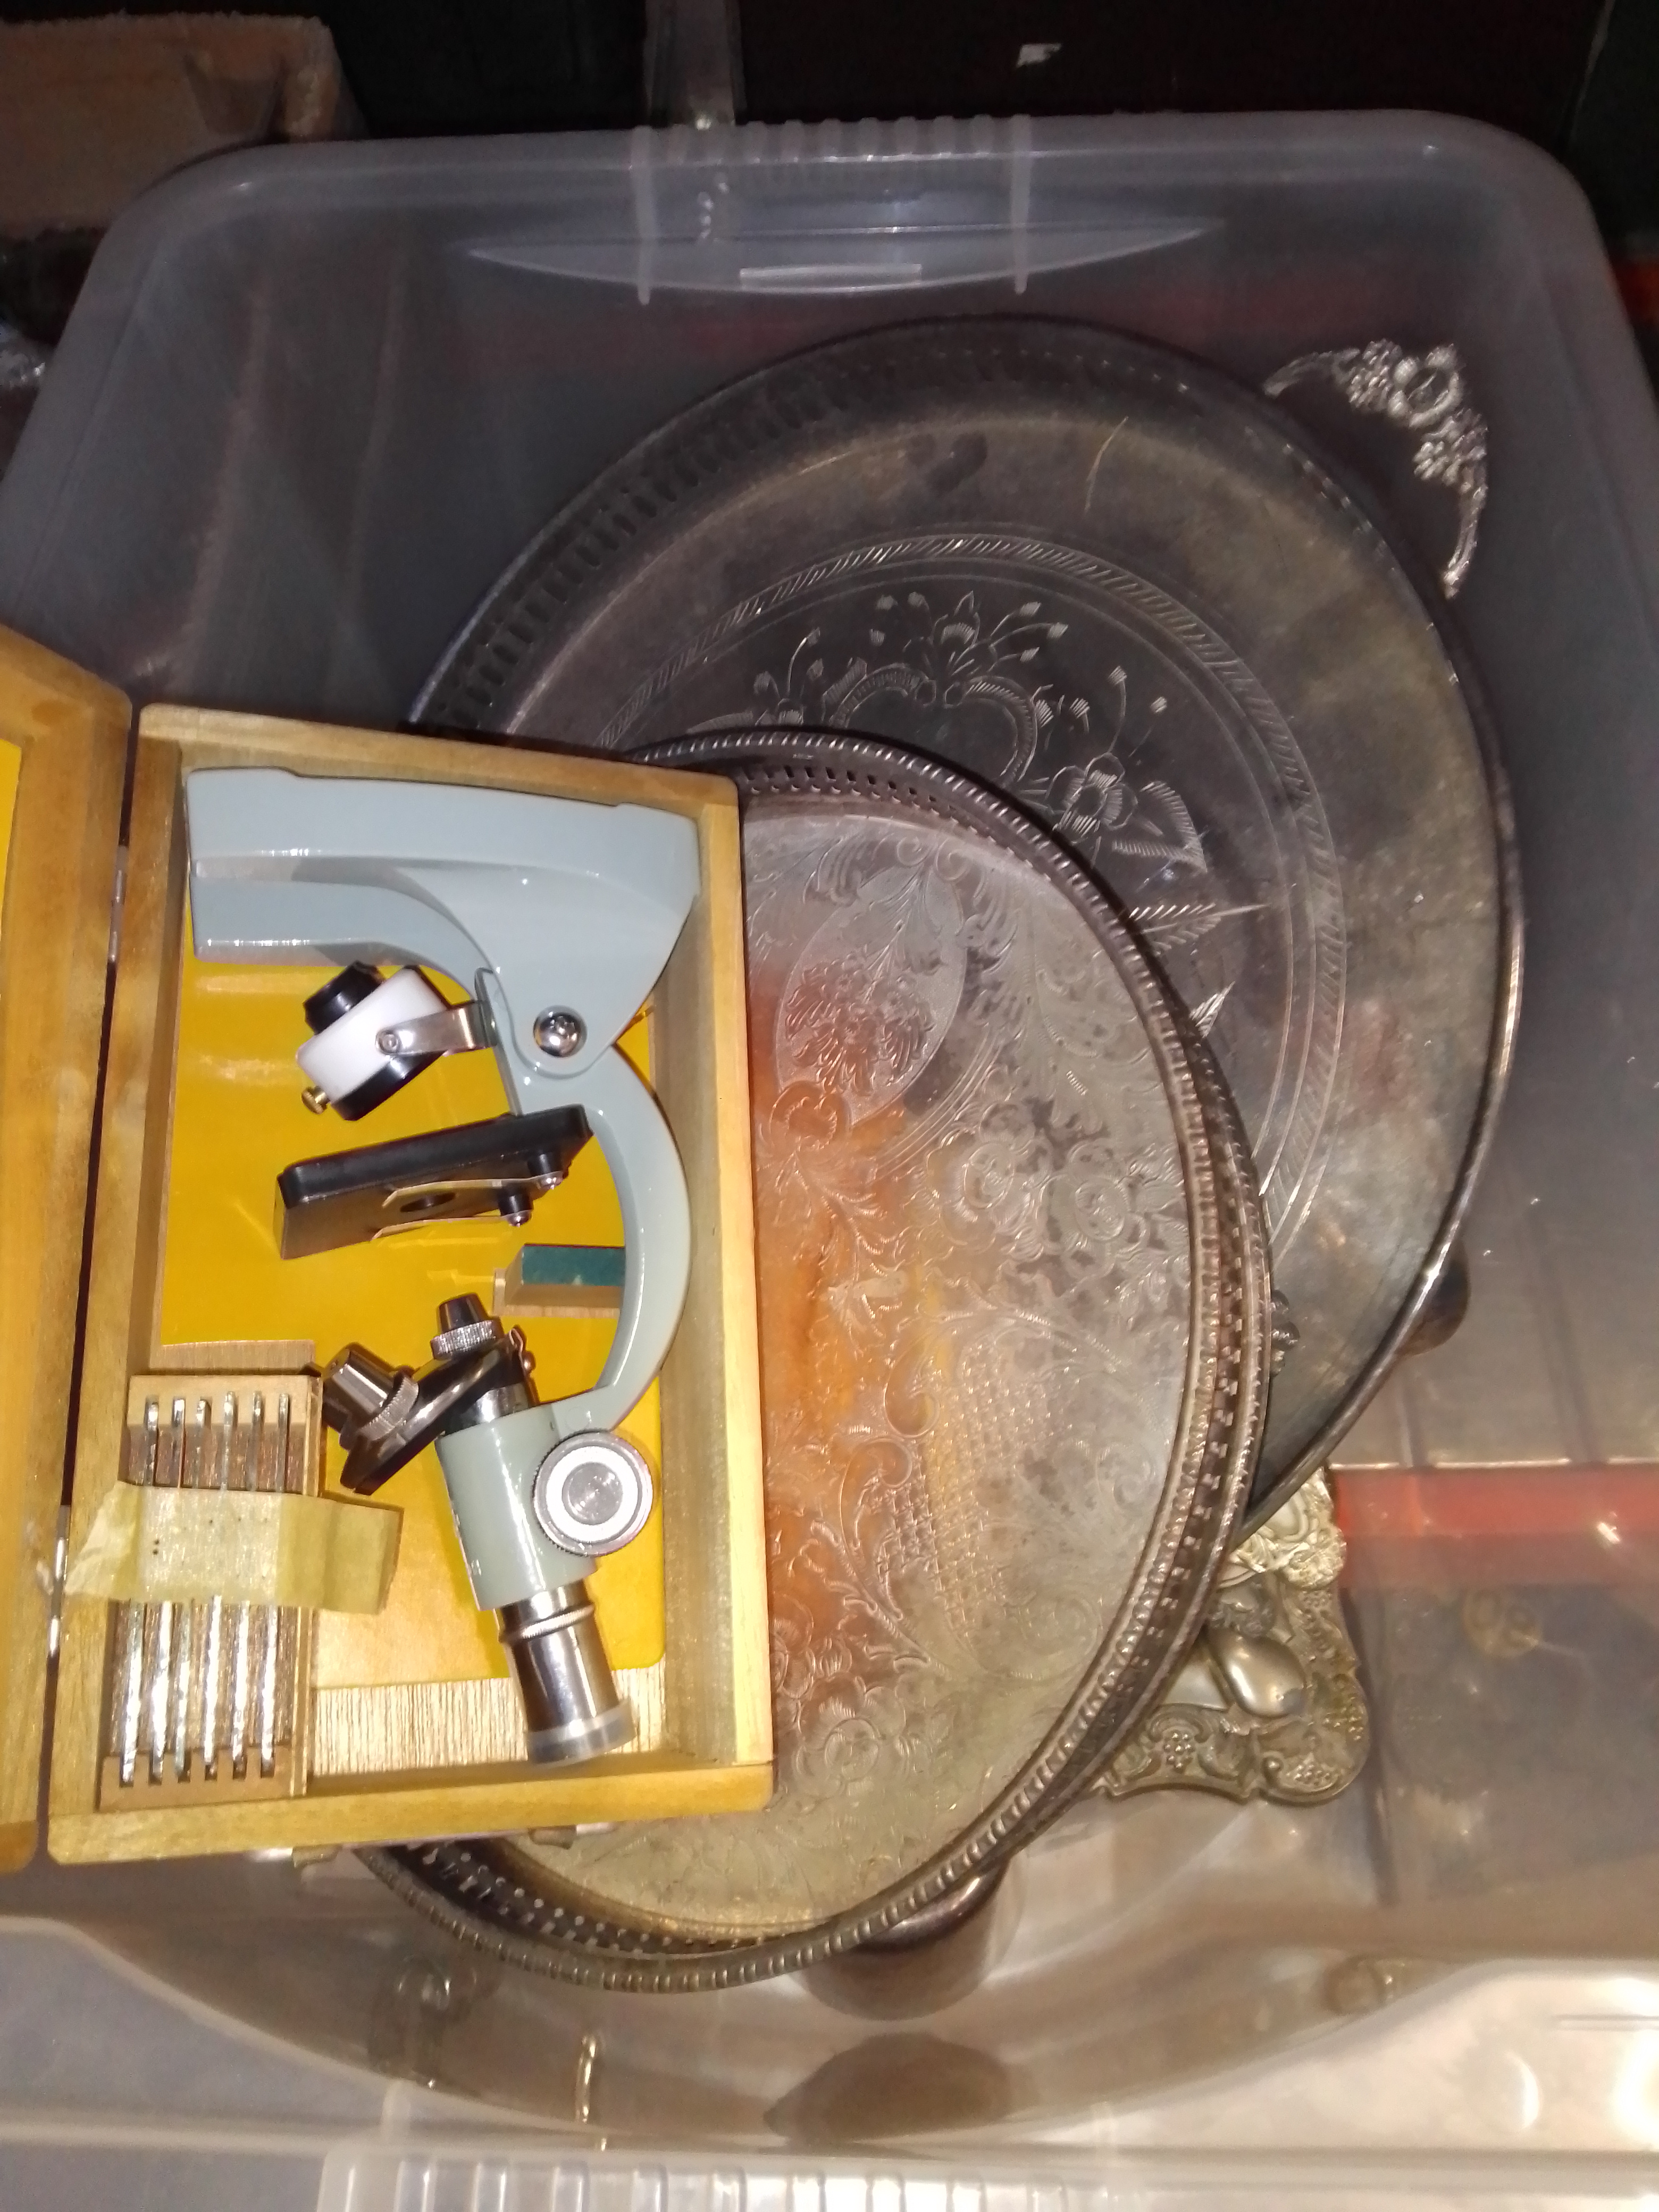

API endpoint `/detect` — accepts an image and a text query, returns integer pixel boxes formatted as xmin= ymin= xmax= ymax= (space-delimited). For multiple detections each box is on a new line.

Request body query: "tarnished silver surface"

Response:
xmin=1095 ymin=1472 xmax=1370 ymax=1807
xmin=369 ymin=734 xmax=1270 ymax=1988
xmin=1263 ymin=341 xmax=1488 ymax=597
xmin=414 ymin=319 xmax=1518 ymax=1531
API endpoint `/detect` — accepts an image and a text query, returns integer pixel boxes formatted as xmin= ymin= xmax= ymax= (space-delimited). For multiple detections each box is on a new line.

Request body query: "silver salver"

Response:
xmin=368 ymin=735 xmax=1270 ymax=1989
xmin=415 ymin=319 xmax=1519 ymax=1531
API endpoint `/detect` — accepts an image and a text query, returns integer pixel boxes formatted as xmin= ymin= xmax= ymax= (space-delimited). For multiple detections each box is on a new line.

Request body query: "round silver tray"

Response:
xmin=367 ymin=735 xmax=1270 ymax=1989
xmin=415 ymin=319 xmax=1519 ymax=1529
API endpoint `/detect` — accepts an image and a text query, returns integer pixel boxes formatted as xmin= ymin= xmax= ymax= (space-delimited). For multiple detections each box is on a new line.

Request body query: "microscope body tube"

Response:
xmin=437 ymin=1401 xmax=632 ymax=1762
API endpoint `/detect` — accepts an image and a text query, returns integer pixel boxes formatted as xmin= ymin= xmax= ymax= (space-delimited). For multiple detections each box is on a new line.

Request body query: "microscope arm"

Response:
xmin=187 ymin=768 xmax=698 ymax=1429
xmin=538 ymin=1043 xmax=691 ymax=1437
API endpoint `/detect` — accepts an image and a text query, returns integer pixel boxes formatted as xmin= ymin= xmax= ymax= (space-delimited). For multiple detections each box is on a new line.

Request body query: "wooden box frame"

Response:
xmin=0 ymin=635 xmax=129 ymax=1871
xmin=1 ymin=649 xmax=769 ymax=1864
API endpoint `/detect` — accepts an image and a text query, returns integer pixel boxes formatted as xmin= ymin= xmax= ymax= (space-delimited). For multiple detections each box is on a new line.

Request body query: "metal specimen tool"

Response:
xmin=322 ymin=1296 xmax=652 ymax=1762
xmin=185 ymin=770 xmax=699 ymax=1443
xmin=100 ymin=1376 xmax=321 ymax=1803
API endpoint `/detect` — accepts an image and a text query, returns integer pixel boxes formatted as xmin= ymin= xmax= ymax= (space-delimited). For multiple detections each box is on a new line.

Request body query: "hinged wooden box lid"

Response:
xmin=0 ymin=624 xmax=770 ymax=1866
xmin=0 ymin=629 xmax=129 ymax=1869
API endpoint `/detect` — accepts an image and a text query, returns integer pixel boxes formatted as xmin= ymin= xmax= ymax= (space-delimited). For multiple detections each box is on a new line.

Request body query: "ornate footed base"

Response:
xmin=1095 ymin=1473 xmax=1369 ymax=1806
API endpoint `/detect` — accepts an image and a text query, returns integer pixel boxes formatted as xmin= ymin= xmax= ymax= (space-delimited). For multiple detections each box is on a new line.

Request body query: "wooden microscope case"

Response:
xmin=0 ymin=626 xmax=770 ymax=1865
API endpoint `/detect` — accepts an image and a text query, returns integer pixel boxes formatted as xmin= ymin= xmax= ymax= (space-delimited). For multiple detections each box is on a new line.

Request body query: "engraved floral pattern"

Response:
xmin=542 ymin=807 xmax=1193 ymax=1932
xmin=585 ymin=532 xmax=1385 ymax=1507
xmin=774 ymin=859 xmax=967 ymax=1124
xmin=715 ymin=589 xmax=1218 ymax=893
xmin=1096 ymin=1472 xmax=1369 ymax=1805
xmin=747 ymin=590 xmax=1075 ymax=780
xmin=615 ymin=546 xmax=1347 ymax=1269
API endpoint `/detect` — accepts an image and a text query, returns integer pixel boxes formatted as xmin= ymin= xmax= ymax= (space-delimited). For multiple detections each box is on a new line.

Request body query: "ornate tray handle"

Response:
xmin=1264 ymin=342 xmax=1488 ymax=598
xmin=1092 ymin=1472 xmax=1369 ymax=1806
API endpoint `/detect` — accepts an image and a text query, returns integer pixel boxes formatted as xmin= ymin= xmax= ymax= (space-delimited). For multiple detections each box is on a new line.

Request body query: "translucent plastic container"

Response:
xmin=3 ymin=111 xmax=1659 ymax=2196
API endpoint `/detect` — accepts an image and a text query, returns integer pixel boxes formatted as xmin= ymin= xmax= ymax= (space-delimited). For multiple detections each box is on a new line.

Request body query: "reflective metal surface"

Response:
xmin=1095 ymin=1473 xmax=1369 ymax=1806
xmin=500 ymin=1587 xmax=634 ymax=1764
xmin=416 ymin=318 xmax=1518 ymax=1528
xmin=1264 ymin=340 xmax=1488 ymax=597
xmin=370 ymin=735 xmax=1270 ymax=1985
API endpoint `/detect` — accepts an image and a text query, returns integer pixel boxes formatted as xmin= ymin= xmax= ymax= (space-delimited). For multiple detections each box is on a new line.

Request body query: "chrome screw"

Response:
xmin=532 ymin=1008 xmax=585 ymax=1059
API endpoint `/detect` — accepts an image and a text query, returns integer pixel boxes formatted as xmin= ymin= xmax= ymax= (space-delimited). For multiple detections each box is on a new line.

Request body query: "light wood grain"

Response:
xmin=0 ymin=629 xmax=129 ymax=1869
xmin=98 ymin=1746 xmax=299 ymax=1806
xmin=44 ymin=703 xmax=770 ymax=1859
xmin=313 ymin=1676 xmax=527 ymax=1774
xmin=655 ymin=798 xmax=770 ymax=1768
xmin=51 ymin=1756 xmax=775 ymax=1863
xmin=309 ymin=1661 xmax=665 ymax=1776
xmin=138 ymin=706 xmax=732 ymax=820
xmin=157 ymin=1339 xmax=316 ymax=1372
xmin=52 ymin=733 xmax=186 ymax=1829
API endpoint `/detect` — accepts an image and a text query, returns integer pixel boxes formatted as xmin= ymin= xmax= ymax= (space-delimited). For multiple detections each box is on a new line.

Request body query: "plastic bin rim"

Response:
xmin=80 ymin=109 xmax=1597 ymax=270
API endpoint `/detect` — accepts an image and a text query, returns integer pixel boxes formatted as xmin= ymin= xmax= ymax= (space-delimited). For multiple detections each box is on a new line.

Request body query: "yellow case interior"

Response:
xmin=0 ymin=740 xmax=18 ymax=913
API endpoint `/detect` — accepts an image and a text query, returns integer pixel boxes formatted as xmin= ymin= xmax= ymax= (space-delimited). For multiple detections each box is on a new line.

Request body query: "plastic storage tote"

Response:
xmin=1 ymin=108 xmax=1659 ymax=2190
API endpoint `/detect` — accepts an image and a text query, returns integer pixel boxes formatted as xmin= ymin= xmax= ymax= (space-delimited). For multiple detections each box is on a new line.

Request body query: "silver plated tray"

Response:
xmin=368 ymin=735 xmax=1270 ymax=1989
xmin=415 ymin=319 xmax=1519 ymax=1529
